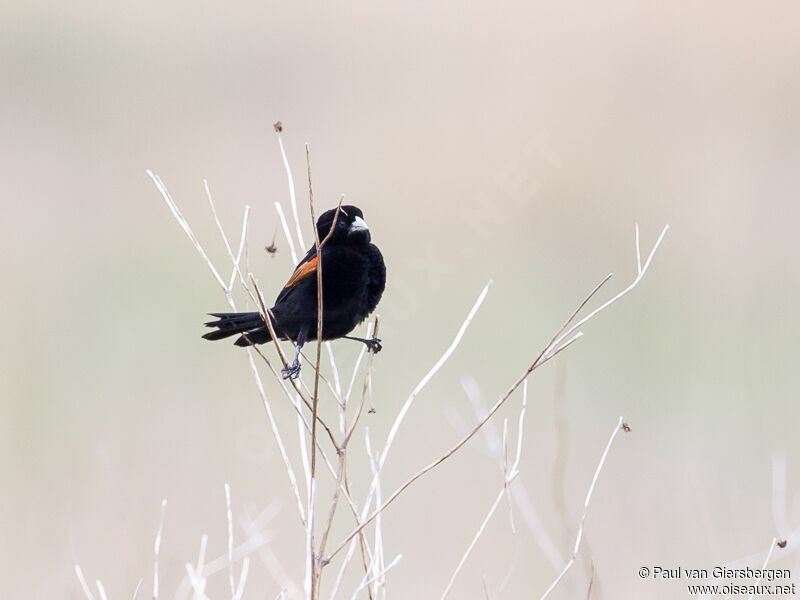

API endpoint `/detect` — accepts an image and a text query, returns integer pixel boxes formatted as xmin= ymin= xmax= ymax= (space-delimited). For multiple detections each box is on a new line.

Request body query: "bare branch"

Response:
xmin=175 ymin=513 xmax=276 ymax=599
xmin=544 ymin=225 xmax=669 ymax=361
xmin=274 ymin=201 xmax=300 ymax=265
xmin=586 ymin=559 xmax=595 ymax=599
xmin=365 ymin=428 xmax=386 ymax=598
xmin=73 ymin=564 xmax=96 ymax=600
xmin=344 ymin=318 xmax=379 ymax=449
xmin=306 ymin=143 xmax=322 ymax=600
xmin=132 ymin=578 xmax=143 ymax=600
xmin=343 ymin=324 xmax=373 ymax=406
xmin=459 ymin=378 xmax=565 ymax=571
xmin=203 ymin=182 xmax=256 ymax=306
xmin=304 ymin=481 xmax=316 ymax=600
xmin=351 ymin=555 xmax=403 ymax=600
xmin=183 ymin=534 xmax=209 ymax=599
xmin=502 ymin=418 xmax=514 ymax=533
xmin=539 ymin=417 xmax=625 ymax=600
xmin=635 ymin=223 xmax=641 ymax=273
xmin=95 ymin=580 xmax=108 ymax=600
xmin=275 ymin=127 xmax=306 ymax=250
xmin=148 ymin=170 xmax=226 ymax=290
xmin=233 ymin=557 xmax=250 ymax=600
xmin=225 ymin=483 xmax=236 ymax=598
xmin=239 ymin=505 xmax=299 ymax=598
xmin=749 ymin=539 xmax=779 ymax=600
xmin=441 ymin=381 xmax=528 ymax=599
xmin=245 ymin=348 xmax=307 ymax=522
xmin=317 ymin=450 xmax=346 ymax=562
xmin=326 ymin=342 xmax=343 ymax=400
xmin=440 ymin=479 xmax=517 ymax=600
xmin=153 ymin=498 xmax=167 ymax=600
xmin=380 ymin=280 xmax=492 ymax=466
xmin=306 ymin=142 xmax=345 ymax=596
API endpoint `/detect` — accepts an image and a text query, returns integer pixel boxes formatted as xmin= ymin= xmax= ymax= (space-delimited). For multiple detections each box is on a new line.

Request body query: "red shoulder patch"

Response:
xmin=284 ymin=256 xmax=318 ymax=288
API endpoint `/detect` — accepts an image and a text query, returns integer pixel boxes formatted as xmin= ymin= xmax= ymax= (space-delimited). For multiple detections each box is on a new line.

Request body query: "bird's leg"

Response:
xmin=343 ymin=335 xmax=382 ymax=354
xmin=281 ymin=343 xmax=303 ymax=380
xmin=282 ymin=328 xmax=308 ymax=380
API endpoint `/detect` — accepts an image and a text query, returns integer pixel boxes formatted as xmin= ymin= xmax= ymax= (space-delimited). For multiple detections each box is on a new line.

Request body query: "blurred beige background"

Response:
xmin=2 ymin=1 xmax=800 ymax=598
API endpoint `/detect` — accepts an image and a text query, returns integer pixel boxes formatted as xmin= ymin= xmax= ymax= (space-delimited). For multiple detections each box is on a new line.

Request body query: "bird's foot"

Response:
xmin=365 ymin=337 xmax=382 ymax=354
xmin=281 ymin=360 xmax=302 ymax=380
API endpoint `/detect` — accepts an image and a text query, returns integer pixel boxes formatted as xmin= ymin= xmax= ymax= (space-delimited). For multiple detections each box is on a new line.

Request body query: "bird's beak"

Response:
xmin=349 ymin=216 xmax=369 ymax=234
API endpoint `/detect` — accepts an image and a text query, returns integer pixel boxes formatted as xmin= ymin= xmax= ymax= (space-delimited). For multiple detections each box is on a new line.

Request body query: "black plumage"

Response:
xmin=203 ymin=205 xmax=386 ymax=378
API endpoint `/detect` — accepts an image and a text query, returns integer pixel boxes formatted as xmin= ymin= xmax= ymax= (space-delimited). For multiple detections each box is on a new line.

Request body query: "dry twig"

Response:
xmin=539 ymin=417 xmax=625 ymax=600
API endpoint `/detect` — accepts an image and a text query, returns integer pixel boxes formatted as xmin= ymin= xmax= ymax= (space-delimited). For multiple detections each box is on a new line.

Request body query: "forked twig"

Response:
xmin=543 ymin=225 xmax=669 ymax=360
xmin=203 ymin=180 xmax=253 ymax=302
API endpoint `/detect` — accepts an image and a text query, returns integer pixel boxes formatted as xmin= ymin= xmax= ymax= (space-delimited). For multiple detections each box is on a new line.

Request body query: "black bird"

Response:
xmin=203 ymin=205 xmax=386 ymax=379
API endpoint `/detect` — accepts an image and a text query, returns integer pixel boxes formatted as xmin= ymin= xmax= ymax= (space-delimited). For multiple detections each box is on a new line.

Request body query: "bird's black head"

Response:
xmin=315 ymin=205 xmax=371 ymax=245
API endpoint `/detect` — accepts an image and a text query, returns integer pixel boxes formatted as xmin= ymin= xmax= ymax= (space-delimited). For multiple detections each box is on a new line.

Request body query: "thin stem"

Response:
xmin=441 ymin=381 xmax=527 ymax=600
xmin=275 ymin=127 xmax=306 ymax=250
xmin=74 ymin=565 xmax=96 ymax=600
xmin=380 ymin=281 xmax=493 ymax=467
xmin=344 ymin=318 xmax=379 ymax=449
xmin=539 ymin=417 xmax=626 ymax=600
xmin=274 ymin=201 xmax=299 ymax=265
xmin=307 ymin=144 xmax=321 ymax=600
xmin=225 ymin=483 xmax=235 ymax=598
xmin=148 ymin=170 xmax=225 ymax=290
xmin=748 ymin=539 xmax=778 ymax=600
xmin=153 ymin=499 xmax=167 ymax=600
xmin=440 ymin=475 xmax=519 ymax=600
xmin=307 ymin=146 xmax=344 ymax=598
xmin=318 ymin=451 xmax=346 ymax=561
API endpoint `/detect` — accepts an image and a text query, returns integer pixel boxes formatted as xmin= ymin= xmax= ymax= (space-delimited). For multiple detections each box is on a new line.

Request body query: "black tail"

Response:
xmin=203 ymin=312 xmax=272 ymax=346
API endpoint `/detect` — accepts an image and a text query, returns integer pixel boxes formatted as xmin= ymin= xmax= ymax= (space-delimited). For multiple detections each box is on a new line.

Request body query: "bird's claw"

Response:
xmin=281 ymin=360 xmax=302 ymax=380
xmin=365 ymin=337 xmax=382 ymax=354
